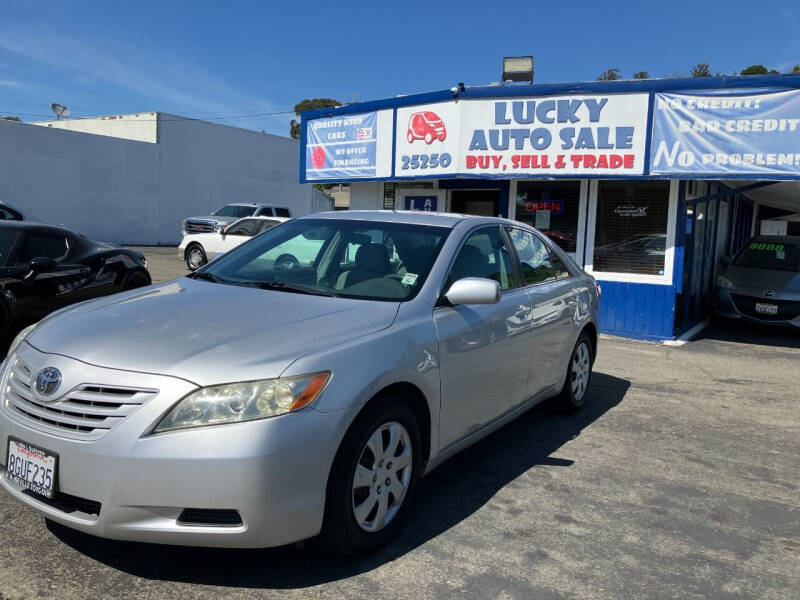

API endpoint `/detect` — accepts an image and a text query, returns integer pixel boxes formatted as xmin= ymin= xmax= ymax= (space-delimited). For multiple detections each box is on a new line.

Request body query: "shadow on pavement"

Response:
xmin=47 ymin=371 xmax=630 ymax=589
xmin=692 ymin=321 xmax=800 ymax=350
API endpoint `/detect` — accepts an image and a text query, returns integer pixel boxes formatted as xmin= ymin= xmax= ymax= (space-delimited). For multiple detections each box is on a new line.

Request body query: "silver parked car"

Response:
xmin=0 ymin=211 xmax=599 ymax=554
xmin=715 ymin=235 xmax=800 ymax=327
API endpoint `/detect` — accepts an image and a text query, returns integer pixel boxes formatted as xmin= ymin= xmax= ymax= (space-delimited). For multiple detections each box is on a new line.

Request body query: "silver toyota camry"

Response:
xmin=0 ymin=211 xmax=599 ymax=554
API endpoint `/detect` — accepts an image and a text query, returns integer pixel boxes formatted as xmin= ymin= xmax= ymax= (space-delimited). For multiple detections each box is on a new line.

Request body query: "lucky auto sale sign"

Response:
xmin=394 ymin=94 xmax=649 ymax=177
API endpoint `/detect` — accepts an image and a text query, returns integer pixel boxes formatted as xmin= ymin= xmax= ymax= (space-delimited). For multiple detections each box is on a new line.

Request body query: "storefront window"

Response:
xmin=592 ymin=181 xmax=670 ymax=276
xmin=515 ymin=181 xmax=581 ymax=253
xmin=383 ymin=181 xmax=434 ymax=209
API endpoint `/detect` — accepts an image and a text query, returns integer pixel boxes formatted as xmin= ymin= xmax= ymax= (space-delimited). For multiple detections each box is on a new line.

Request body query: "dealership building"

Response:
xmin=299 ymin=74 xmax=800 ymax=341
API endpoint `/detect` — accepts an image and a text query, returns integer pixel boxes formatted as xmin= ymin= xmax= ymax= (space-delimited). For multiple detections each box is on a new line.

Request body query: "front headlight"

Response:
xmin=152 ymin=371 xmax=331 ymax=433
xmin=716 ymin=275 xmax=736 ymax=290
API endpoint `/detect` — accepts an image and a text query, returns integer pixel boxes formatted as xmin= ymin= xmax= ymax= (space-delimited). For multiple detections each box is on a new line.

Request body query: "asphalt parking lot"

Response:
xmin=1 ymin=247 xmax=798 ymax=600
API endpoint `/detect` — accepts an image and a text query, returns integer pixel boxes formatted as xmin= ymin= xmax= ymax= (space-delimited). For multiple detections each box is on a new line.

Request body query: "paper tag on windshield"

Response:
xmin=401 ymin=273 xmax=419 ymax=286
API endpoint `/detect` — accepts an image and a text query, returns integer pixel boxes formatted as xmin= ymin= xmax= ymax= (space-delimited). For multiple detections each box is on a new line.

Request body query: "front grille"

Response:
xmin=22 ymin=489 xmax=102 ymax=516
xmin=185 ymin=220 xmax=216 ymax=233
xmin=178 ymin=508 xmax=243 ymax=527
xmin=4 ymin=357 xmax=158 ymax=441
xmin=730 ymin=293 xmax=800 ymax=322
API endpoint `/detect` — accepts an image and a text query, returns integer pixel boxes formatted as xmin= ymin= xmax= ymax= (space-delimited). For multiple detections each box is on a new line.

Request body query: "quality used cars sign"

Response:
xmin=394 ymin=94 xmax=649 ymax=177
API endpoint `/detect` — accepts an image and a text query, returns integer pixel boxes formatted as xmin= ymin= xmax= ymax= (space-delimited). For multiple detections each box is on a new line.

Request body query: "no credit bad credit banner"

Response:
xmin=650 ymin=89 xmax=800 ymax=176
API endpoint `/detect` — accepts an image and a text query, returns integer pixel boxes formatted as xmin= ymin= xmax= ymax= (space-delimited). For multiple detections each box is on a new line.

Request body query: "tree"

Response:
xmin=690 ymin=62 xmax=712 ymax=77
xmin=289 ymin=98 xmax=342 ymax=139
xmin=740 ymin=64 xmax=779 ymax=75
xmin=632 ymin=71 xmax=649 ymax=80
xmin=790 ymin=65 xmax=800 ymax=74
xmin=597 ymin=68 xmax=621 ymax=81
xmin=1 ymin=115 xmax=21 ymax=122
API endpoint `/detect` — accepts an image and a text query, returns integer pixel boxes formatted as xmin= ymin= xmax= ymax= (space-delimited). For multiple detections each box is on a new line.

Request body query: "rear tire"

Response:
xmin=323 ymin=397 xmax=422 ymax=556
xmin=122 ymin=270 xmax=150 ymax=291
xmin=559 ymin=332 xmax=594 ymax=412
xmin=274 ymin=254 xmax=300 ymax=270
xmin=185 ymin=244 xmax=207 ymax=271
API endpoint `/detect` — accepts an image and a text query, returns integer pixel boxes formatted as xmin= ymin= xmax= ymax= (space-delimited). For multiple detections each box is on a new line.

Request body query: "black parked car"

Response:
xmin=0 ymin=222 xmax=151 ymax=338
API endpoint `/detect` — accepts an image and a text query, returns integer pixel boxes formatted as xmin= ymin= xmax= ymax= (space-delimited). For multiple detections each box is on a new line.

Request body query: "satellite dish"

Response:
xmin=51 ymin=103 xmax=70 ymax=120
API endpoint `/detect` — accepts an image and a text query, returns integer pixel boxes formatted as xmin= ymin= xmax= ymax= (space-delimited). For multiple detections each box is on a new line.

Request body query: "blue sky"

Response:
xmin=1 ymin=0 xmax=798 ymax=136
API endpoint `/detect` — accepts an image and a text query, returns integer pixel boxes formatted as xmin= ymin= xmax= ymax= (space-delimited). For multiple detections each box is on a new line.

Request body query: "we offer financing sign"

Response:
xmin=394 ymin=94 xmax=650 ymax=177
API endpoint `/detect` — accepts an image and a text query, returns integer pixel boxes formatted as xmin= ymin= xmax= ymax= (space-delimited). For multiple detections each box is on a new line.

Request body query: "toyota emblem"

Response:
xmin=34 ymin=367 xmax=62 ymax=396
xmin=763 ymin=289 xmax=775 ymax=297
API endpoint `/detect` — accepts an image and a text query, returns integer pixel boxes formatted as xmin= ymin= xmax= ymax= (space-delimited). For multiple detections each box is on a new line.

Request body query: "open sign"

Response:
xmin=525 ymin=200 xmax=564 ymax=214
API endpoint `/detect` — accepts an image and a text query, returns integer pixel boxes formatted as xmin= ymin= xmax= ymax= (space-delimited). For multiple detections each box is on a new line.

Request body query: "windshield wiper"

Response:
xmin=245 ymin=281 xmax=337 ymax=297
xmin=187 ymin=271 xmax=226 ymax=283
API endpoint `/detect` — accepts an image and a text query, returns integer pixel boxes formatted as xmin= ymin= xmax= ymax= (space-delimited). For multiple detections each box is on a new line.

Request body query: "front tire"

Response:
xmin=185 ymin=244 xmax=207 ymax=271
xmin=323 ymin=397 xmax=422 ymax=555
xmin=559 ymin=332 xmax=594 ymax=411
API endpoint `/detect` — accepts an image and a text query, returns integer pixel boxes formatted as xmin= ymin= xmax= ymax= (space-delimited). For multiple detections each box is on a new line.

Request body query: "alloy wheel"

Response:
xmin=351 ymin=421 xmax=413 ymax=533
xmin=188 ymin=248 xmax=204 ymax=269
xmin=571 ymin=341 xmax=591 ymax=401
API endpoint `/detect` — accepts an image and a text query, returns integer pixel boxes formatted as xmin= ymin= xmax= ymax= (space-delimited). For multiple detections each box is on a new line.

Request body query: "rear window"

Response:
xmin=735 ymin=240 xmax=800 ymax=272
xmin=213 ymin=205 xmax=257 ymax=218
xmin=275 ymin=208 xmax=291 ymax=217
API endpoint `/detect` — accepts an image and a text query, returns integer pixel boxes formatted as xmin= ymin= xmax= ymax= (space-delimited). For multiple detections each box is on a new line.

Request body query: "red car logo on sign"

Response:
xmin=311 ymin=146 xmax=326 ymax=169
xmin=407 ymin=111 xmax=446 ymax=144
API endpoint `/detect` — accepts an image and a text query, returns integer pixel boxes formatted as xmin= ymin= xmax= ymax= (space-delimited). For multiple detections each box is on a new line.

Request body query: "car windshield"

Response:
xmin=734 ymin=240 xmax=800 ymax=272
xmin=213 ymin=205 xmax=257 ymax=218
xmin=201 ymin=218 xmax=450 ymax=301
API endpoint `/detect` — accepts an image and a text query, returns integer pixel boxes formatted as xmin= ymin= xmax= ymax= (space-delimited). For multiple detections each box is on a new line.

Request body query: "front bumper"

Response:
xmin=714 ymin=287 xmax=800 ymax=328
xmin=0 ymin=343 xmax=356 ymax=548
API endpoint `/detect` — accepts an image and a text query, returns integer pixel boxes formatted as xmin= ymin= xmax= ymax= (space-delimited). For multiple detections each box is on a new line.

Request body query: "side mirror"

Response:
xmin=719 ymin=255 xmax=731 ymax=265
xmin=445 ymin=277 xmax=500 ymax=306
xmin=29 ymin=256 xmax=57 ymax=273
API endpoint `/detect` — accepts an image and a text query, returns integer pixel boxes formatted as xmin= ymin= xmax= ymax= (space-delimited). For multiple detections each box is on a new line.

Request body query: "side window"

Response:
xmin=507 ymin=228 xmax=567 ymax=285
xmin=0 ymin=206 xmax=22 ymax=221
xmin=226 ymin=219 xmax=260 ymax=236
xmin=451 ymin=227 xmax=517 ymax=291
xmin=257 ymin=219 xmax=280 ymax=234
xmin=18 ymin=234 xmax=68 ymax=263
xmin=257 ymin=207 xmax=275 ymax=216
xmin=275 ymin=208 xmax=291 ymax=218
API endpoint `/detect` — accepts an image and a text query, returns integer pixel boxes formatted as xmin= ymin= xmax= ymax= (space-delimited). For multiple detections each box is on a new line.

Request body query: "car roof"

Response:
xmin=224 ymin=203 xmax=287 ymax=208
xmin=297 ymin=210 xmax=513 ymax=229
xmin=232 ymin=216 xmax=290 ymax=222
xmin=0 ymin=221 xmax=72 ymax=236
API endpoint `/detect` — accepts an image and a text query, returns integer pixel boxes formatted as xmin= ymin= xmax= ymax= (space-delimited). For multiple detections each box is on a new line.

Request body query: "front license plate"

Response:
xmin=4 ymin=438 xmax=58 ymax=498
xmin=755 ymin=302 xmax=778 ymax=315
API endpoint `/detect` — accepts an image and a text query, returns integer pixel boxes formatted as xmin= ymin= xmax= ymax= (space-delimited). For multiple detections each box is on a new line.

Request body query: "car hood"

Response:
xmin=726 ymin=265 xmax=800 ymax=293
xmin=26 ymin=278 xmax=400 ymax=386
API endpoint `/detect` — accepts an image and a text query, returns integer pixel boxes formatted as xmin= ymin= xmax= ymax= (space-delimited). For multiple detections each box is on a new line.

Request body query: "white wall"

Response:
xmin=0 ymin=115 xmax=314 ymax=245
xmin=0 ymin=119 xmax=161 ymax=243
xmin=349 ymin=182 xmax=383 ymax=210
xmin=31 ymin=113 xmax=159 ymax=143
xmin=156 ymin=114 xmax=312 ymax=242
